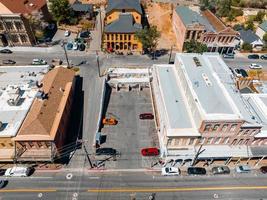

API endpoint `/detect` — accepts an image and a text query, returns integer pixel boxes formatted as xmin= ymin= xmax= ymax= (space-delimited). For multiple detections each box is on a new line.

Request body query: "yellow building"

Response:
xmin=103 ymin=0 xmax=143 ymax=53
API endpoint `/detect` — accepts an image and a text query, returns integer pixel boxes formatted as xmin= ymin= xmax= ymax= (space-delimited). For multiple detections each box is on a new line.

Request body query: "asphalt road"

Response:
xmin=1 ymin=171 xmax=267 ymax=199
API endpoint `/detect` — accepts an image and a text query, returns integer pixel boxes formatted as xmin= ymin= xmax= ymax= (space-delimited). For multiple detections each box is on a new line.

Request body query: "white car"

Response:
xmin=161 ymin=167 xmax=180 ymax=176
xmin=32 ymin=58 xmax=47 ymax=65
xmin=73 ymin=42 xmax=78 ymax=50
xmin=235 ymin=165 xmax=251 ymax=173
xmin=4 ymin=167 xmax=32 ymax=177
xmin=64 ymin=30 xmax=70 ymax=37
xmin=249 ymin=63 xmax=262 ymax=69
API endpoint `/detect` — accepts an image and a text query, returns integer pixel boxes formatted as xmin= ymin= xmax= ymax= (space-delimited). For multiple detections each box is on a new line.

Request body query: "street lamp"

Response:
xmin=61 ymin=40 xmax=70 ymax=68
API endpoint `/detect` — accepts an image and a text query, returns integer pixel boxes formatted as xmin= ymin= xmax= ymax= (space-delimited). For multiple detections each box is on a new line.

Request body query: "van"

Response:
xmin=4 ymin=167 xmax=32 ymax=177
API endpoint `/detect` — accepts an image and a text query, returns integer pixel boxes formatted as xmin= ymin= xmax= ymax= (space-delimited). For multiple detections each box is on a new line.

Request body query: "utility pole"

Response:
xmin=168 ymin=46 xmax=173 ymax=64
xmin=83 ymin=143 xmax=94 ymax=169
xmin=61 ymin=41 xmax=70 ymax=68
xmin=96 ymin=50 xmax=101 ymax=77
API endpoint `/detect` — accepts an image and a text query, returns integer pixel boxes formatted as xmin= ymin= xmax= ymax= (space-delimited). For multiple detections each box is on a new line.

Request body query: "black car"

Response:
xmin=0 ymin=49 xmax=12 ymax=54
xmin=0 ymin=169 xmax=6 ymax=176
xmin=2 ymin=59 xmax=16 ymax=65
xmin=187 ymin=167 xmax=206 ymax=175
xmin=79 ymin=43 xmax=86 ymax=51
xmin=239 ymin=69 xmax=248 ymax=77
xmin=260 ymin=54 xmax=267 ymax=60
xmin=79 ymin=31 xmax=90 ymax=38
xmin=96 ymin=148 xmax=117 ymax=156
xmin=248 ymin=54 xmax=259 ymax=59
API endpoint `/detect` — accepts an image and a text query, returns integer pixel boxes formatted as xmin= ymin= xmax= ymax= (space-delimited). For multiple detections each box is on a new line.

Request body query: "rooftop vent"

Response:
xmin=193 ymin=57 xmax=201 ymax=67
xmin=202 ymin=73 xmax=212 ymax=87
xmin=29 ymin=3 xmax=34 ymax=7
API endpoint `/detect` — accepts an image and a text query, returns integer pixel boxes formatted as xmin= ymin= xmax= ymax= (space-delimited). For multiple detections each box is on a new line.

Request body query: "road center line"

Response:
xmin=88 ymin=185 xmax=267 ymax=193
xmin=0 ymin=189 xmax=57 ymax=193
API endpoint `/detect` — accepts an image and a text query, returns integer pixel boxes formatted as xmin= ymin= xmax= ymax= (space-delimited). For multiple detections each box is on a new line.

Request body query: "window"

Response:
xmin=244 ymin=139 xmax=249 ymax=145
xmin=111 ymin=34 xmax=114 ymax=40
xmin=9 ymin=143 xmax=14 ymax=147
xmin=250 ymin=130 xmax=256 ymax=136
xmin=124 ymin=34 xmax=127 ymax=40
xmin=243 ymin=130 xmax=250 ymax=135
xmin=136 ymin=16 xmax=139 ymax=20
xmin=128 ymin=35 xmax=131 ymax=40
xmin=10 ymin=34 xmax=19 ymax=43
xmin=232 ymin=139 xmax=237 ymax=145
xmin=206 ymin=137 xmax=212 ymax=144
xmin=167 ymin=139 xmax=172 ymax=146
xmin=238 ymin=139 xmax=244 ymax=145
xmin=204 ymin=124 xmax=211 ymax=132
xmin=20 ymin=34 xmax=28 ymax=43
xmin=230 ymin=124 xmax=237 ymax=131
xmin=115 ymin=34 xmax=118 ymax=40
xmin=238 ymin=130 xmax=243 ymax=136
xmin=0 ymin=22 xmax=4 ymax=30
xmin=120 ymin=34 xmax=122 ymax=40
xmin=122 ymin=9 xmax=125 ymax=13
xmin=174 ymin=139 xmax=180 ymax=146
xmin=15 ymin=21 xmax=23 ymax=30
xmin=213 ymin=124 xmax=220 ymax=131
xmin=109 ymin=16 xmax=112 ymax=19
xmin=214 ymin=137 xmax=221 ymax=144
xmin=199 ymin=138 xmax=205 ymax=144
xmin=188 ymin=138 xmax=195 ymax=145
xmin=5 ymin=22 xmax=14 ymax=30
xmin=224 ymin=137 xmax=230 ymax=144
xmin=107 ymin=34 xmax=110 ymax=40
xmin=222 ymin=124 xmax=228 ymax=132
xmin=1 ymin=143 xmax=5 ymax=147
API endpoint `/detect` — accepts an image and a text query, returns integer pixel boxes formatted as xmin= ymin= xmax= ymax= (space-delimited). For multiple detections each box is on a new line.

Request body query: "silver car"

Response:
xmin=212 ymin=166 xmax=230 ymax=175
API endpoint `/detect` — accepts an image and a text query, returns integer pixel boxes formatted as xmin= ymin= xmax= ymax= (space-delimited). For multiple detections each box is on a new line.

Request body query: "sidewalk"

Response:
xmin=0 ymin=45 xmax=63 ymax=53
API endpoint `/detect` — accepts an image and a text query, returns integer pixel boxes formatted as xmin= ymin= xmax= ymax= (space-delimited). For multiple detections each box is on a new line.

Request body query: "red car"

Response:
xmin=141 ymin=147 xmax=160 ymax=156
xmin=139 ymin=113 xmax=154 ymax=120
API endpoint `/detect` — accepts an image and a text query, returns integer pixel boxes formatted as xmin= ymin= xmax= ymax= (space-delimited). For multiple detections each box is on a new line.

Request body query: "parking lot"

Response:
xmin=99 ymin=88 xmax=159 ymax=169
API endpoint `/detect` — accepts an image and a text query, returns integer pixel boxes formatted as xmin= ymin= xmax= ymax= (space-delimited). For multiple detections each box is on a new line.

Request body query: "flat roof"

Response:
xmin=153 ymin=65 xmax=200 ymax=137
xmin=0 ymin=66 xmax=48 ymax=137
xmin=176 ymin=53 xmax=241 ymax=120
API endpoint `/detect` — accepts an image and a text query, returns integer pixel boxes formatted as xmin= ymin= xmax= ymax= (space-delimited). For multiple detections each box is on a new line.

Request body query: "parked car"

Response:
xmin=235 ymin=165 xmax=251 ymax=173
xmin=260 ymin=54 xmax=267 ymax=60
xmin=141 ymin=147 xmax=160 ymax=156
xmin=2 ymin=59 xmax=16 ymax=65
xmin=139 ymin=113 xmax=154 ymax=120
xmin=47 ymin=23 xmax=56 ymax=30
xmin=161 ymin=167 xmax=180 ymax=176
xmin=73 ymin=42 xmax=78 ymax=50
xmin=239 ymin=69 xmax=248 ymax=77
xmin=249 ymin=63 xmax=262 ymax=69
xmin=0 ymin=180 xmax=7 ymax=189
xmin=233 ymin=68 xmax=242 ymax=77
xmin=0 ymin=169 xmax=6 ymax=176
xmin=32 ymin=58 xmax=47 ymax=65
xmin=259 ymin=166 xmax=267 ymax=174
xmin=66 ymin=43 xmax=73 ymax=50
xmin=248 ymin=54 xmax=259 ymax=59
xmin=96 ymin=148 xmax=117 ymax=156
xmin=223 ymin=53 xmax=234 ymax=59
xmin=102 ymin=118 xmax=117 ymax=125
xmin=4 ymin=166 xmax=32 ymax=177
xmin=64 ymin=30 xmax=71 ymax=37
xmin=187 ymin=167 xmax=206 ymax=175
xmin=79 ymin=31 xmax=90 ymax=38
xmin=79 ymin=43 xmax=86 ymax=51
xmin=51 ymin=58 xmax=62 ymax=65
xmin=212 ymin=166 xmax=230 ymax=175
xmin=0 ymin=49 xmax=12 ymax=54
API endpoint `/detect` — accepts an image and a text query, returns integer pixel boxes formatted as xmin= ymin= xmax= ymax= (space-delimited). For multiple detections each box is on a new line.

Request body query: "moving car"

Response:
xmin=64 ymin=30 xmax=70 ymax=37
xmin=161 ymin=167 xmax=180 ymax=176
xmin=223 ymin=53 xmax=234 ymax=59
xmin=2 ymin=59 xmax=16 ymax=65
xmin=0 ymin=180 xmax=7 ymax=189
xmin=187 ymin=167 xmax=206 ymax=175
xmin=102 ymin=118 xmax=117 ymax=125
xmin=249 ymin=63 xmax=262 ymax=69
xmin=235 ymin=165 xmax=251 ymax=173
xmin=259 ymin=166 xmax=267 ymax=174
xmin=248 ymin=54 xmax=259 ymax=59
xmin=73 ymin=42 xmax=78 ymax=50
xmin=32 ymin=58 xmax=47 ymax=65
xmin=212 ymin=166 xmax=230 ymax=175
xmin=260 ymin=54 xmax=267 ymax=60
xmin=141 ymin=147 xmax=160 ymax=156
xmin=0 ymin=49 xmax=12 ymax=54
xmin=139 ymin=113 xmax=154 ymax=120
xmin=4 ymin=166 xmax=32 ymax=177
xmin=96 ymin=148 xmax=117 ymax=156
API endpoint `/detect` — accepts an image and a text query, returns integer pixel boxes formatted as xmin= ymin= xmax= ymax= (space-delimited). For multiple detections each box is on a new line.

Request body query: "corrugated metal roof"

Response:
xmin=259 ymin=21 xmax=267 ymax=32
xmin=106 ymin=0 xmax=142 ymax=14
xmin=239 ymin=29 xmax=261 ymax=44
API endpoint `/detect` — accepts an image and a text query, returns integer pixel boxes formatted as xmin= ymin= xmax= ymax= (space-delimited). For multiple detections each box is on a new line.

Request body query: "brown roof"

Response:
xmin=202 ymin=10 xmax=226 ymax=32
xmin=0 ymin=0 xmax=46 ymax=14
xmin=15 ymin=67 xmax=75 ymax=141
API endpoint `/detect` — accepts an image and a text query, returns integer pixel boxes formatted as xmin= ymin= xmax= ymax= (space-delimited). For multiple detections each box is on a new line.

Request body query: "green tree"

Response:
xmin=135 ymin=25 xmax=161 ymax=52
xmin=263 ymin=33 xmax=267 ymax=43
xmin=242 ymin=42 xmax=252 ymax=51
xmin=254 ymin=11 xmax=266 ymax=23
xmin=183 ymin=40 xmax=208 ymax=53
xmin=245 ymin=20 xmax=254 ymax=31
xmin=49 ymin=0 xmax=73 ymax=25
xmin=217 ymin=0 xmax=231 ymax=17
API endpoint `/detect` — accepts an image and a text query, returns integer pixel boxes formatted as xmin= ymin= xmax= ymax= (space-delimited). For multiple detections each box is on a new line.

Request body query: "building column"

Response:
xmin=235 ymin=157 xmax=242 ymax=166
xmin=255 ymin=156 xmax=265 ymax=167
xmin=189 ymin=31 xmax=193 ymax=40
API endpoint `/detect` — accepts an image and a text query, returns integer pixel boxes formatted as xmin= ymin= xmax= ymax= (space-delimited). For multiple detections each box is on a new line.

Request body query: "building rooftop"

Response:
xmin=201 ymin=9 xmax=226 ymax=32
xmin=175 ymin=6 xmax=215 ymax=32
xmin=259 ymin=20 xmax=267 ymax=32
xmin=0 ymin=0 xmax=46 ymax=14
xmin=0 ymin=65 xmax=48 ymax=137
xmin=239 ymin=29 xmax=262 ymax=44
xmin=106 ymin=0 xmax=142 ymax=15
xmin=71 ymin=0 xmax=93 ymax=12
xmin=15 ymin=67 xmax=75 ymax=141
xmin=104 ymin=13 xmax=142 ymax=33
xmin=153 ymin=64 xmax=200 ymax=137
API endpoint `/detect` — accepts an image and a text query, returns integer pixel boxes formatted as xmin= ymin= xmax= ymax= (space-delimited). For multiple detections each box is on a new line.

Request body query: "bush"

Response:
xmin=242 ymin=42 xmax=252 ymax=51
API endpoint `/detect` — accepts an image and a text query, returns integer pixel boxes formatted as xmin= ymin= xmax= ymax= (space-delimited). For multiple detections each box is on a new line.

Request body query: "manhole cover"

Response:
xmin=66 ymin=173 xmax=73 ymax=180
